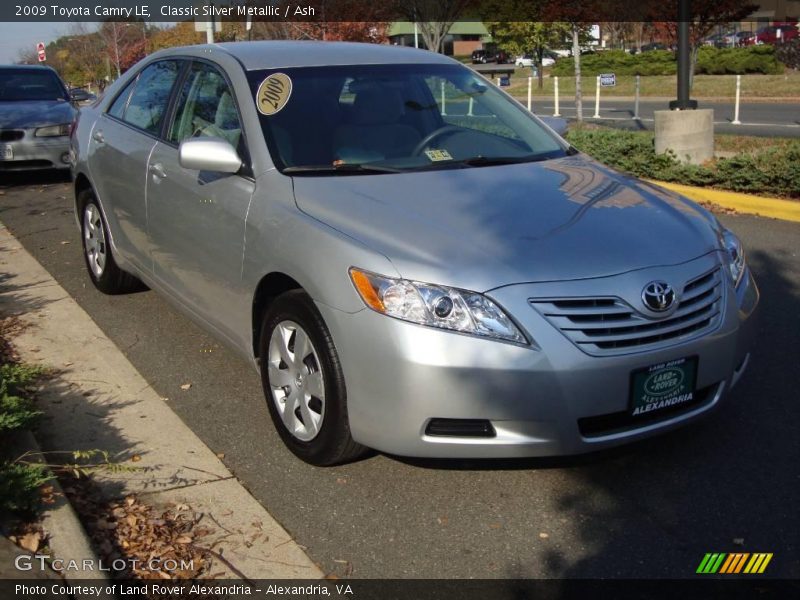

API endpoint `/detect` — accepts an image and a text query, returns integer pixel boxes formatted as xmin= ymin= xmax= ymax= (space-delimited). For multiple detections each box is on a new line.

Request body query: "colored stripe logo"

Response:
xmin=697 ymin=553 xmax=773 ymax=574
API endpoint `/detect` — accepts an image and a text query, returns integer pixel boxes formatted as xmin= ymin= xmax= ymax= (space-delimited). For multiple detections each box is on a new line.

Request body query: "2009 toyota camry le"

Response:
xmin=70 ymin=42 xmax=758 ymax=466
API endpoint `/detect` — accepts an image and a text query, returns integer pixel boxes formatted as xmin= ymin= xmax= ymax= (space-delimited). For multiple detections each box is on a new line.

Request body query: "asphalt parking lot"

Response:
xmin=1 ymin=171 xmax=798 ymax=579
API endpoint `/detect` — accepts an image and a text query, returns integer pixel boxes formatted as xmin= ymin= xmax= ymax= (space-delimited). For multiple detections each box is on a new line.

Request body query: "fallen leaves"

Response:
xmin=65 ymin=480 xmax=216 ymax=580
xmin=180 ymin=383 xmax=192 ymax=391
xmin=18 ymin=531 xmax=42 ymax=553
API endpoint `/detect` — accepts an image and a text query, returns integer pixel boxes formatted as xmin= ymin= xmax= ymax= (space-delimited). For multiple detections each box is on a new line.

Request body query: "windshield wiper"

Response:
xmin=458 ymin=155 xmax=547 ymax=167
xmin=283 ymin=163 xmax=402 ymax=175
xmin=410 ymin=154 xmax=548 ymax=171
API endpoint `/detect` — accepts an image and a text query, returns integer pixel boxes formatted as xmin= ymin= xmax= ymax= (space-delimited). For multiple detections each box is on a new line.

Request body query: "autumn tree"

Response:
xmin=148 ymin=23 xmax=204 ymax=52
xmin=293 ymin=22 xmax=389 ymax=43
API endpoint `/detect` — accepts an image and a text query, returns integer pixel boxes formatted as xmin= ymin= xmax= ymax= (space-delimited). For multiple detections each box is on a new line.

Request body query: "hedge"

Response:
xmin=551 ymin=46 xmax=784 ymax=76
xmin=564 ymin=128 xmax=800 ymax=199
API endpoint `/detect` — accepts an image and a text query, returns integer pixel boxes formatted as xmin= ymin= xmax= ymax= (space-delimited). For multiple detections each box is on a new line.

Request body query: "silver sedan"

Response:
xmin=70 ymin=42 xmax=758 ymax=465
xmin=0 ymin=65 xmax=76 ymax=171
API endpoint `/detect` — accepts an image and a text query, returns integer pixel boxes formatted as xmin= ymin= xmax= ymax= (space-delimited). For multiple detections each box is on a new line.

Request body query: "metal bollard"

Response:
xmin=732 ymin=75 xmax=742 ymax=125
xmin=527 ymin=76 xmax=532 ymax=111
xmin=554 ymin=76 xmax=561 ymax=116
xmin=593 ymin=75 xmax=601 ymax=119
xmin=634 ymin=74 xmax=641 ymax=120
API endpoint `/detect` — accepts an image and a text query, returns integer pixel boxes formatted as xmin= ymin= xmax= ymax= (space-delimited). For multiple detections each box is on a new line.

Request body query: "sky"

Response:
xmin=0 ymin=22 xmax=73 ymax=64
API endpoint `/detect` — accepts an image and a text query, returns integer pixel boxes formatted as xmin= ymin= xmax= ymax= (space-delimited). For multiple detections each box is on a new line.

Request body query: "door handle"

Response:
xmin=149 ymin=163 xmax=167 ymax=179
xmin=92 ymin=130 xmax=105 ymax=144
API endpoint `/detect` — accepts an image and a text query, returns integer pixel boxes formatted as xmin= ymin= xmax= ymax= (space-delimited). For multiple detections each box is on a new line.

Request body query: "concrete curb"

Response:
xmin=17 ymin=430 xmax=109 ymax=594
xmin=646 ymin=180 xmax=800 ymax=223
xmin=0 ymin=223 xmax=324 ymax=580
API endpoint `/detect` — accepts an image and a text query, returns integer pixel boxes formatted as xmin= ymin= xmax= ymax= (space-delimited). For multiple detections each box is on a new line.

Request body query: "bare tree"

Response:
xmin=16 ymin=47 xmax=38 ymax=65
xmin=392 ymin=0 xmax=472 ymax=53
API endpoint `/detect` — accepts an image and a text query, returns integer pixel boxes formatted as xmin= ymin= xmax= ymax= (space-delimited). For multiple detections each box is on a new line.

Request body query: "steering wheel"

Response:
xmin=411 ymin=125 xmax=463 ymax=156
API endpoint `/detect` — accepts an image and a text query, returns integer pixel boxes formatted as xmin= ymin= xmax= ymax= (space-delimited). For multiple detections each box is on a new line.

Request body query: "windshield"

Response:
xmin=247 ymin=63 xmax=568 ymax=174
xmin=0 ymin=69 xmax=68 ymax=102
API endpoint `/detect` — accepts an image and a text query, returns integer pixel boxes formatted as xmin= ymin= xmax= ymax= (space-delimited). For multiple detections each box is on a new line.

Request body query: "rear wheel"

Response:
xmin=259 ymin=290 xmax=367 ymax=466
xmin=79 ymin=189 xmax=142 ymax=294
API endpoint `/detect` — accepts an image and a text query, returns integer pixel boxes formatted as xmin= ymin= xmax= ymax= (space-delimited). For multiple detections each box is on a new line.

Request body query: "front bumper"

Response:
xmin=318 ymin=254 xmax=759 ymax=458
xmin=0 ymin=134 xmax=71 ymax=171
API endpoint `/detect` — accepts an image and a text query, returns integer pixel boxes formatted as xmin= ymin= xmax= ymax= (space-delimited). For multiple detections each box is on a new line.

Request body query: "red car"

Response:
xmin=744 ymin=23 xmax=798 ymax=45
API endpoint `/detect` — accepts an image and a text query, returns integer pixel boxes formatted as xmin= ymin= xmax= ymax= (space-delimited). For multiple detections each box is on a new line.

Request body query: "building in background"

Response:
xmin=388 ymin=22 xmax=492 ymax=57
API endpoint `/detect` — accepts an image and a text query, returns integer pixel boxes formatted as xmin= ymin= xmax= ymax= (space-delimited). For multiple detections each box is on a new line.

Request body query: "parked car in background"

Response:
xmin=69 ymin=87 xmax=97 ymax=106
xmin=734 ymin=31 xmax=754 ymax=46
xmin=472 ymin=48 xmax=509 ymax=64
xmin=744 ymin=24 xmax=798 ymax=45
xmin=758 ymin=24 xmax=799 ymax=44
xmin=0 ymin=65 xmax=76 ymax=172
xmin=472 ymin=49 xmax=494 ymax=63
xmin=703 ymin=32 xmax=734 ymax=47
xmin=71 ymin=41 xmax=758 ymax=466
xmin=515 ymin=51 xmax=557 ymax=68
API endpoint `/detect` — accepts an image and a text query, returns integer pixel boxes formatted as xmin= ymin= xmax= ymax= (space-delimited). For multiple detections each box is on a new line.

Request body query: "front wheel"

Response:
xmin=259 ymin=291 xmax=367 ymax=466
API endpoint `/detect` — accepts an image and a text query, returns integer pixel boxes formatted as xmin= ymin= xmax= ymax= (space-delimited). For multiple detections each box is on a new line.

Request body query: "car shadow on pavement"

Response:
xmin=392 ymin=244 xmax=799 ymax=580
xmin=531 ymin=246 xmax=800 ymax=579
xmin=0 ymin=170 xmax=71 ymax=190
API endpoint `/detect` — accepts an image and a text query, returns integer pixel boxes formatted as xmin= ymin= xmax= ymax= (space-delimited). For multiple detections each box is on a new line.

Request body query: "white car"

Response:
xmin=515 ymin=55 xmax=555 ymax=68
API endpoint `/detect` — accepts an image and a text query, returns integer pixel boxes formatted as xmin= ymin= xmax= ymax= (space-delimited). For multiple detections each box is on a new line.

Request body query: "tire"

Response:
xmin=259 ymin=290 xmax=367 ymax=466
xmin=78 ymin=189 xmax=142 ymax=295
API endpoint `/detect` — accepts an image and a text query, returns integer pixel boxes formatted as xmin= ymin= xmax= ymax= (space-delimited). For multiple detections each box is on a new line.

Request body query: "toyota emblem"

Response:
xmin=642 ymin=281 xmax=676 ymax=312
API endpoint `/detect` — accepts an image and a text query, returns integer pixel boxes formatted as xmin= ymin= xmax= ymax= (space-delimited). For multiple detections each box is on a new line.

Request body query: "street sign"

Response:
xmin=36 ymin=42 xmax=46 ymax=62
xmin=600 ymin=73 xmax=616 ymax=87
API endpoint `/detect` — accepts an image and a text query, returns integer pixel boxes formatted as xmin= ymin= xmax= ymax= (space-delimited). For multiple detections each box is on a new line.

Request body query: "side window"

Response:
xmin=168 ymin=62 xmax=243 ymax=150
xmin=108 ymin=79 xmax=136 ymax=118
xmin=121 ymin=61 xmax=180 ymax=135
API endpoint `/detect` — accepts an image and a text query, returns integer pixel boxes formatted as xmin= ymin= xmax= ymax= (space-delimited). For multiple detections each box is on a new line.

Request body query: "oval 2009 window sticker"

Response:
xmin=256 ymin=73 xmax=292 ymax=116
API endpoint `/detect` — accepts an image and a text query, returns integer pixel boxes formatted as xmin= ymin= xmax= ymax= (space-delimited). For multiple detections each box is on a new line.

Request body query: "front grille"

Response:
xmin=530 ymin=268 xmax=723 ymax=355
xmin=0 ymin=130 xmax=24 ymax=142
xmin=578 ymin=384 xmax=716 ymax=437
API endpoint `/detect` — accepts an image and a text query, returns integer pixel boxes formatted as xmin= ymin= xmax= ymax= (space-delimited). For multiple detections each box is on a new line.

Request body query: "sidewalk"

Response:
xmin=0 ymin=224 xmax=323 ymax=580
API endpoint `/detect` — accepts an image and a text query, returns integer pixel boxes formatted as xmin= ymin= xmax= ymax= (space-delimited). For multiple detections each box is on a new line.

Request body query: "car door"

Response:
xmin=87 ymin=60 xmax=182 ymax=272
xmin=146 ymin=60 xmax=256 ymax=342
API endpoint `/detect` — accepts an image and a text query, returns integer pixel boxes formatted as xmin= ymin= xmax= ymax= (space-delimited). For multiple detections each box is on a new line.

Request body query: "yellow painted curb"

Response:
xmin=647 ymin=180 xmax=800 ymax=224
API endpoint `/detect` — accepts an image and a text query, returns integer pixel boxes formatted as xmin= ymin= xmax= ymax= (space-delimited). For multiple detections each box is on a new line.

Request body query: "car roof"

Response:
xmin=153 ymin=41 xmax=456 ymax=71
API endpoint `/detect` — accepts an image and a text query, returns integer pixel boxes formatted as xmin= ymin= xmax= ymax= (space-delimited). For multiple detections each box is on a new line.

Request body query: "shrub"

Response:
xmin=564 ymin=128 xmax=800 ymax=199
xmin=552 ymin=46 xmax=784 ymax=76
xmin=775 ymin=38 xmax=800 ymax=70
xmin=1 ymin=357 xmax=48 ymax=517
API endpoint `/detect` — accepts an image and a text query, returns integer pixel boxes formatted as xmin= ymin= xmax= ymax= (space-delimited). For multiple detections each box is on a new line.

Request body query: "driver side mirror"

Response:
xmin=179 ymin=137 xmax=242 ymax=173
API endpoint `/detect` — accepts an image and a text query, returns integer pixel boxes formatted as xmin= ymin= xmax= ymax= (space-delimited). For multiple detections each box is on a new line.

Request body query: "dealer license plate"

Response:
xmin=630 ymin=357 xmax=698 ymax=417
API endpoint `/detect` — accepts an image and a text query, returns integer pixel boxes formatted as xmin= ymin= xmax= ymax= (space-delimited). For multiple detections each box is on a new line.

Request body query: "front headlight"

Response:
xmin=349 ymin=268 xmax=527 ymax=344
xmin=721 ymin=229 xmax=746 ymax=287
xmin=35 ymin=123 xmax=71 ymax=137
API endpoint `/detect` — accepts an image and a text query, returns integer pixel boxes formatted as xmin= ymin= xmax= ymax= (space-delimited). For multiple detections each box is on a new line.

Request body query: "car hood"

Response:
xmin=292 ymin=155 xmax=722 ymax=292
xmin=0 ymin=100 xmax=75 ymax=129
